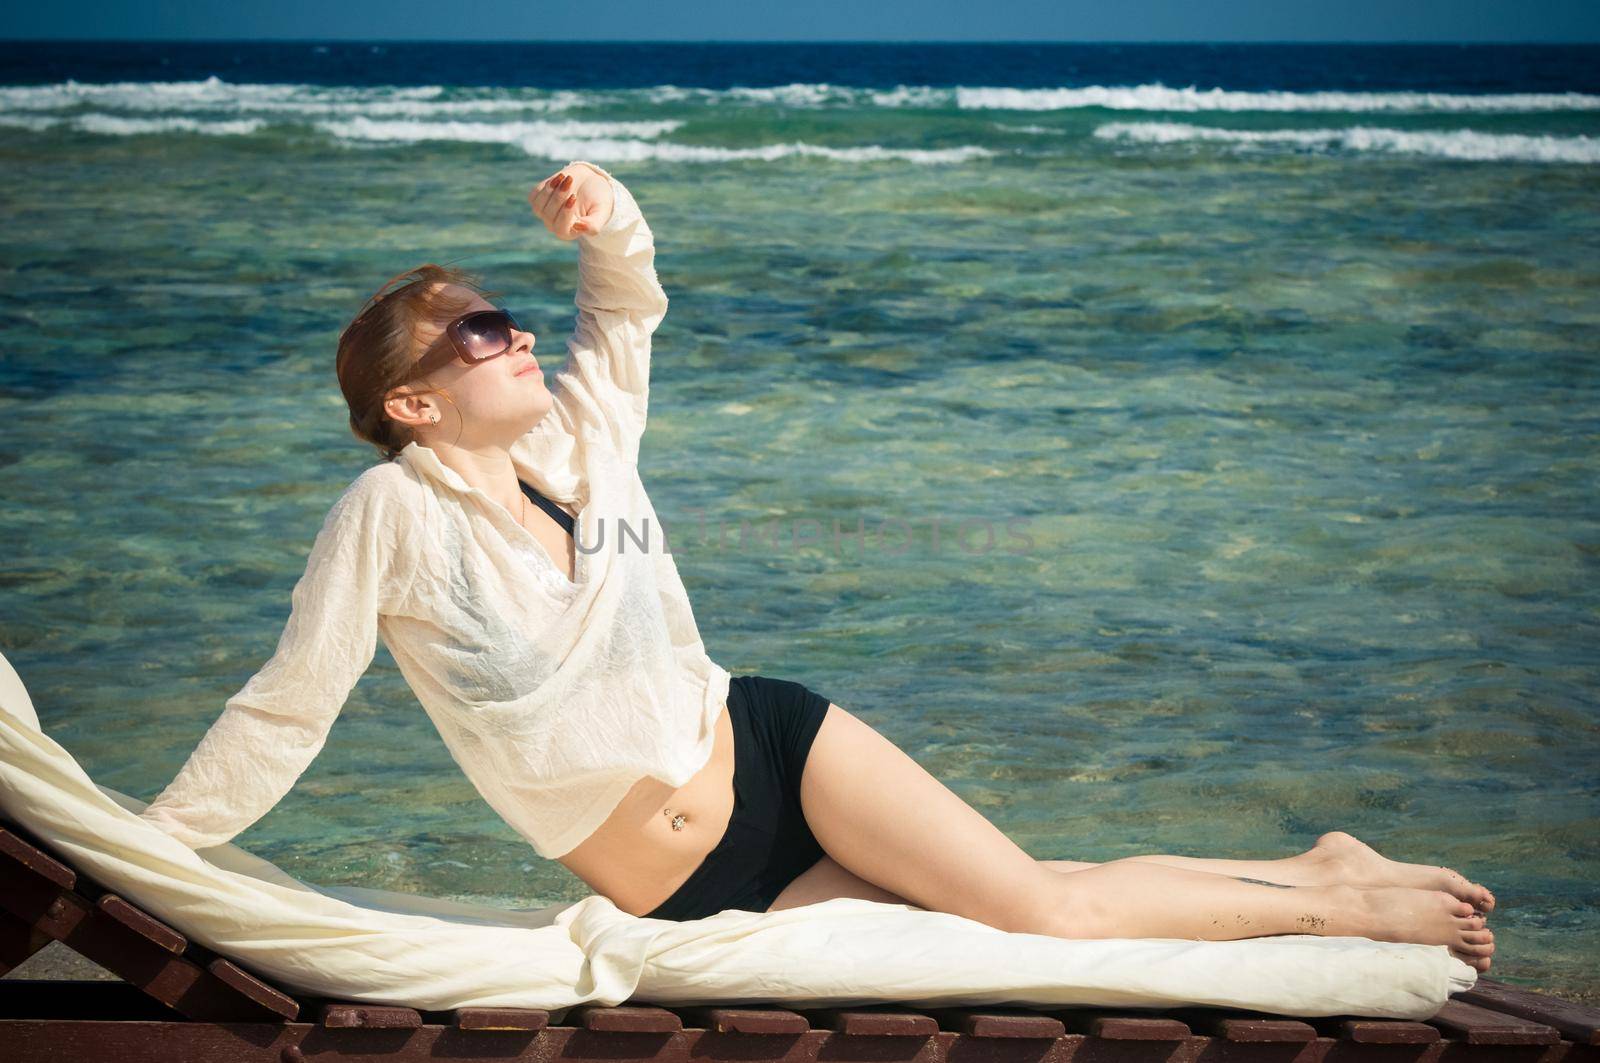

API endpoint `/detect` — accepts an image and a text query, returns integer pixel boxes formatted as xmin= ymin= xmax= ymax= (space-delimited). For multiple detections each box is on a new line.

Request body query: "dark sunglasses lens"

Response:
xmin=458 ymin=311 xmax=515 ymax=360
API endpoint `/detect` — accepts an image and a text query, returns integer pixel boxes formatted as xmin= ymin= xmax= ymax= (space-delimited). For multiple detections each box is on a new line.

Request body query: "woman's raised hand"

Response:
xmin=529 ymin=163 xmax=613 ymax=242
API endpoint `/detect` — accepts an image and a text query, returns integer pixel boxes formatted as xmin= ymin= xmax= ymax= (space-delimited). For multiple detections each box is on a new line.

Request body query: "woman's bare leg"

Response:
xmin=1041 ymin=855 xmax=1313 ymax=882
xmin=1040 ymin=831 xmax=1495 ymax=912
xmin=1034 ymin=859 xmax=1494 ymax=971
xmin=796 ymin=704 xmax=1496 ymax=970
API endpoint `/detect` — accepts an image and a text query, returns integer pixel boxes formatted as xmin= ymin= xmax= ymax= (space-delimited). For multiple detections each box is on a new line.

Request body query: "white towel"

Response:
xmin=0 ymin=649 xmax=1475 ymax=1020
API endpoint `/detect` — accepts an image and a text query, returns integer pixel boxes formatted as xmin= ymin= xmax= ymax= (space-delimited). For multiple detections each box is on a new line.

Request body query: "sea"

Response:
xmin=0 ymin=41 xmax=1595 ymax=1000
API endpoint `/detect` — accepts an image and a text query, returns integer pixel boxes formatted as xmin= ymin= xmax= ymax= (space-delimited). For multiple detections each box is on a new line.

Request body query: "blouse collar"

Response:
xmin=398 ymin=440 xmax=471 ymax=493
xmin=397 ymin=438 xmax=586 ymax=508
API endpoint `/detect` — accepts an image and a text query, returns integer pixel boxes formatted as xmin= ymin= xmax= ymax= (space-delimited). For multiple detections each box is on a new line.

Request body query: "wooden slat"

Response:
xmin=201 ymin=953 xmax=300 ymax=1021
xmin=1214 ymin=1018 xmax=1318 ymax=1042
xmin=1337 ymin=1020 xmax=1443 ymax=1044
xmin=1164 ymin=1008 xmax=1317 ymax=1042
xmin=1053 ymin=1008 xmax=1192 ymax=1039
xmin=0 ymin=826 xmax=75 ymax=891
xmin=1424 ymin=999 xmax=1561 ymax=1045
xmin=572 ymin=1003 xmax=683 ymax=1032
xmin=453 ymin=1006 xmax=551 ymax=1031
xmin=95 ymin=895 xmax=185 ymax=955
xmin=320 ymin=1001 xmax=424 ymax=1028
xmin=794 ymin=1006 xmax=940 ymax=1036
xmin=1456 ymin=977 xmax=1600 ymax=1046
xmin=1301 ymin=1015 xmax=1441 ymax=1044
xmin=674 ymin=1005 xmax=811 ymax=1034
xmin=921 ymin=1006 xmax=1066 ymax=1038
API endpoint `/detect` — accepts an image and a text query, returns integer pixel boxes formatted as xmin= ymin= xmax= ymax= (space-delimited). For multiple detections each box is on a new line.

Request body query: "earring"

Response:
xmin=430 ymin=413 xmax=440 ymax=424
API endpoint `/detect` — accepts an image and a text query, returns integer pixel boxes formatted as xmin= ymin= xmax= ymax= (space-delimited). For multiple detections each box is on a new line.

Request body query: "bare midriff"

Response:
xmin=556 ymin=699 xmax=735 ymax=916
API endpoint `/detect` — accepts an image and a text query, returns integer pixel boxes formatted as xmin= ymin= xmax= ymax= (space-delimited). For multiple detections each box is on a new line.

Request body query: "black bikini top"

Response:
xmin=518 ymin=479 xmax=576 ymax=538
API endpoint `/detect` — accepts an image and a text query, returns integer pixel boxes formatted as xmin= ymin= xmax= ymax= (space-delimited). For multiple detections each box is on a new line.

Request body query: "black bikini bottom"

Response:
xmin=642 ymin=674 xmax=833 ymax=921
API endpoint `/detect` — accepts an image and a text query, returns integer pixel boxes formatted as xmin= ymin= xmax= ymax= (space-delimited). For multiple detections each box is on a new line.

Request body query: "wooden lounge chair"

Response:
xmin=3 ymin=812 xmax=1595 ymax=1063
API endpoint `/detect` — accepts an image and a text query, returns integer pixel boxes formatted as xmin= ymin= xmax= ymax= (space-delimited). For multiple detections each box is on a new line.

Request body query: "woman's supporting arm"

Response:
xmin=137 ymin=470 xmax=420 ymax=850
xmin=545 ymin=160 xmax=669 ymax=466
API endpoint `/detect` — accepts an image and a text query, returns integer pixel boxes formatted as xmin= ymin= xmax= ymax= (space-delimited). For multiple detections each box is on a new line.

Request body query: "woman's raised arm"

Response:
xmin=137 ymin=468 xmax=421 ymax=850
xmin=531 ymin=160 xmax=669 ymax=466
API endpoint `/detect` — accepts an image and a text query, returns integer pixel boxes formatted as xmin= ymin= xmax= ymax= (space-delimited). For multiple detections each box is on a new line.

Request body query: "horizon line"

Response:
xmin=2 ymin=37 xmax=1599 ymax=46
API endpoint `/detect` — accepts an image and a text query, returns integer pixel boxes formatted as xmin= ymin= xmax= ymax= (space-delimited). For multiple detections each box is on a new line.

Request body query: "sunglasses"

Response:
xmin=410 ymin=308 xmax=531 ymax=378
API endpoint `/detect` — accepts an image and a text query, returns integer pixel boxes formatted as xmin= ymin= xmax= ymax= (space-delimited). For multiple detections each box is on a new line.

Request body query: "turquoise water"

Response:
xmin=0 ymin=75 xmax=1597 ymax=1000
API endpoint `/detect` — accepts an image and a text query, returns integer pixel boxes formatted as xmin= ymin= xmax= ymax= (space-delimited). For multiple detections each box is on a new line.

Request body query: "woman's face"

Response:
xmin=395 ymin=283 xmax=555 ymax=447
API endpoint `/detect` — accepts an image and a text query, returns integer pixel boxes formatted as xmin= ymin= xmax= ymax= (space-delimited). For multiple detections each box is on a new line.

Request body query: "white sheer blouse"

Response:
xmin=138 ymin=161 xmax=733 ymax=860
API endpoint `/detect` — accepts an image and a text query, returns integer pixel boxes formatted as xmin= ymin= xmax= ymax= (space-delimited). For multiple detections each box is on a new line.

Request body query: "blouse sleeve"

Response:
xmin=136 ymin=470 xmax=421 ymax=850
xmin=543 ymin=159 xmax=669 ymax=466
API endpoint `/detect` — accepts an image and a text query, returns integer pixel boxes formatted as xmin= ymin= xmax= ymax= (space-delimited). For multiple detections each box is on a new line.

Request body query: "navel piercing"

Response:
xmin=663 ymin=807 xmax=687 ymax=831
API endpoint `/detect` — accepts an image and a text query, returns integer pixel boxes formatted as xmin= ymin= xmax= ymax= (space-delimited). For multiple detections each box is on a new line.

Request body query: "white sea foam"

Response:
xmin=0 ymin=79 xmax=995 ymax=161
xmin=866 ymin=85 xmax=948 ymax=109
xmin=2 ymin=77 xmax=331 ymax=111
xmin=313 ymin=113 xmax=989 ymax=162
xmin=723 ymin=83 xmax=845 ymax=107
xmin=647 ymin=81 xmax=1600 ymax=113
xmin=9 ymin=77 xmax=1591 ymax=124
xmin=235 ymin=93 xmax=580 ymax=117
xmin=75 ymin=113 xmax=266 ymax=136
xmin=315 ymin=116 xmax=685 ymax=144
xmin=497 ymin=136 xmax=995 ymax=164
xmin=0 ymin=111 xmax=264 ymax=135
xmin=0 ymin=75 xmax=586 ymax=117
xmin=1093 ymin=121 xmax=1600 ymax=163
xmin=0 ymin=113 xmax=60 ymax=131
xmin=642 ymin=82 xmax=873 ymax=108
xmin=955 ymin=84 xmax=1600 ymax=113
xmin=992 ymin=122 xmax=1067 ymax=135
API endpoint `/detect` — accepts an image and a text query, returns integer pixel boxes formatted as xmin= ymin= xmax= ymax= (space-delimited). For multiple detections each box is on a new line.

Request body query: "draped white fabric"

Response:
xmin=1 ymin=651 xmax=1475 ymax=1020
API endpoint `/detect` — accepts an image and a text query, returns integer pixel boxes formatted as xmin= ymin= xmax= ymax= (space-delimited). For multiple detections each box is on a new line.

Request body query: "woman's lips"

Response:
xmin=516 ymin=365 xmax=542 ymax=377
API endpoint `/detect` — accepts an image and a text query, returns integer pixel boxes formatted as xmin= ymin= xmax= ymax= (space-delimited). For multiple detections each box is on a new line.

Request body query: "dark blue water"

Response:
xmin=3 ymin=39 xmax=1598 ymax=93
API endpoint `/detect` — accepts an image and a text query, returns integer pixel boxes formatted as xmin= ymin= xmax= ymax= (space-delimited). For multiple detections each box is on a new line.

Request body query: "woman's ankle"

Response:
xmin=1313 ymin=883 xmax=1368 ymax=937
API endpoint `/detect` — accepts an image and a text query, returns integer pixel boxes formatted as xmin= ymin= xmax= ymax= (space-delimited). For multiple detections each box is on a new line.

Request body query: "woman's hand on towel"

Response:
xmin=529 ymin=163 xmax=614 ymax=241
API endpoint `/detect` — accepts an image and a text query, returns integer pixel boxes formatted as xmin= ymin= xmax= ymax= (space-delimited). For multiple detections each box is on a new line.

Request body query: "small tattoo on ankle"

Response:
xmin=1234 ymin=876 xmax=1294 ymax=888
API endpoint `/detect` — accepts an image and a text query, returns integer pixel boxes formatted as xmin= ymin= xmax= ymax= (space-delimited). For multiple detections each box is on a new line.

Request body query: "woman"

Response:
xmin=139 ymin=160 xmax=1496 ymax=972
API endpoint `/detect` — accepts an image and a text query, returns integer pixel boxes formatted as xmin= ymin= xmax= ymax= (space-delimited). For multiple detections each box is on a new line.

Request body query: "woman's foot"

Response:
xmin=1346 ymin=886 xmax=1495 ymax=972
xmin=1303 ymin=831 xmax=1496 ymax=914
